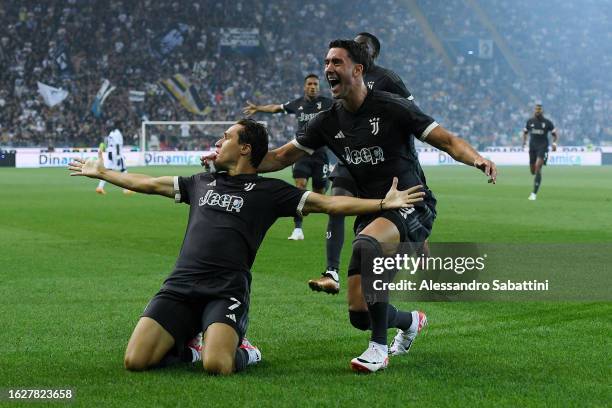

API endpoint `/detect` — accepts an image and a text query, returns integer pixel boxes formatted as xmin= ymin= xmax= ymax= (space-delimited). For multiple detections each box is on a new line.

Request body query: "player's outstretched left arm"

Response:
xmin=68 ymin=150 xmax=175 ymax=198
xmin=426 ymin=125 xmax=497 ymax=184
xmin=303 ymin=178 xmax=424 ymax=215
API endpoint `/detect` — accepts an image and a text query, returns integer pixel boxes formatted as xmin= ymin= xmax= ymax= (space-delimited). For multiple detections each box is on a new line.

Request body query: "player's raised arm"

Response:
xmin=426 ymin=125 xmax=497 ymax=184
xmin=68 ymin=150 xmax=175 ymax=198
xmin=256 ymin=140 xmax=307 ymax=173
xmin=243 ymin=100 xmax=283 ymax=117
xmin=302 ymin=178 xmax=425 ymax=215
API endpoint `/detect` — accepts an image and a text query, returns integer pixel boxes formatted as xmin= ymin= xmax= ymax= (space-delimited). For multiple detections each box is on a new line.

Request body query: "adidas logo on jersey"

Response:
xmin=367 ymin=81 xmax=375 ymax=89
xmin=225 ymin=314 xmax=236 ymax=322
xmin=207 ymin=180 xmax=216 ymax=186
xmin=334 ymin=130 xmax=345 ymax=139
xmin=198 ymin=190 xmax=244 ymax=212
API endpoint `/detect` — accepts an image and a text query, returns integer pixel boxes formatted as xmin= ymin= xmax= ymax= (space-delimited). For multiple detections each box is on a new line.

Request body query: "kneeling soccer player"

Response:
xmin=68 ymin=118 xmax=424 ymax=375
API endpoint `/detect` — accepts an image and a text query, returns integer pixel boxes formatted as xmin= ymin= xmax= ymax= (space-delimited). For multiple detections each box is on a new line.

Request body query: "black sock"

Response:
xmin=234 ymin=347 xmax=249 ymax=373
xmin=534 ymin=172 xmax=542 ymax=194
xmin=367 ymin=302 xmax=389 ymax=345
xmin=326 ymin=214 xmax=345 ymax=270
xmin=387 ymin=304 xmax=413 ymax=331
xmin=294 ymin=215 xmax=303 ymax=229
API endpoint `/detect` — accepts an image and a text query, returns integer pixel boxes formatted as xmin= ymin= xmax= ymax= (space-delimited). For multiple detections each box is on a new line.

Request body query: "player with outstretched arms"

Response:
xmin=254 ymin=40 xmax=497 ymax=373
xmin=243 ymin=74 xmax=333 ymax=240
xmin=309 ymin=31 xmax=425 ymax=296
xmin=522 ymin=104 xmax=558 ymax=200
xmin=68 ymin=119 xmax=425 ymax=375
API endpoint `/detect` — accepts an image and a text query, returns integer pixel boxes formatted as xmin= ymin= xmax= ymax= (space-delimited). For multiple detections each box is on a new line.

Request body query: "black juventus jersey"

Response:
xmin=282 ymin=95 xmax=334 ymax=132
xmin=283 ymin=95 xmax=333 ymax=160
xmin=364 ymin=64 xmax=413 ymax=100
xmin=165 ymin=172 xmax=308 ymax=297
xmin=295 ymin=90 xmax=438 ymax=207
xmin=525 ymin=116 xmax=555 ymax=149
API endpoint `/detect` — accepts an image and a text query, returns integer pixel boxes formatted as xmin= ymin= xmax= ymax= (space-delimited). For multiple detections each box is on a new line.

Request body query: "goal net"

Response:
xmin=139 ymin=121 xmax=267 ymax=166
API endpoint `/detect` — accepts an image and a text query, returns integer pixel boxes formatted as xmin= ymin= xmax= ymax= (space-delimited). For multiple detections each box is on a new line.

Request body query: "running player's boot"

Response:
xmin=350 ymin=342 xmax=389 ymax=373
xmin=287 ymin=228 xmax=304 ymax=240
xmin=240 ymin=337 xmax=262 ymax=366
xmin=308 ymin=268 xmax=340 ymax=294
xmin=95 ymin=187 xmax=106 ymax=195
xmin=389 ymin=311 xmax=428 ymax=356
xmin=528 ymin=192 xmax=537 ymax=201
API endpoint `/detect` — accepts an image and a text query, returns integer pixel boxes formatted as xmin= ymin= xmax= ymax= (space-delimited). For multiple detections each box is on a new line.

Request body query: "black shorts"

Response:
xmin=142 ymin=287 xmax=249 ymax=352
xmin=329 ymin=163 xmax=358 ymax=195
xmin=529 ymin=147 xmax=549 ymax=165
xmin=292 ymin=153 xmax=329 ymax=191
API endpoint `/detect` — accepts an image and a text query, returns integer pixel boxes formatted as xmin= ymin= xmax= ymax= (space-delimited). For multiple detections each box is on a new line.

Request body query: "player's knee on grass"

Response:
xmin=202 ymin=349 xmax=235 ymax=375
xmin=124 ymin=317 xmax=174 ymax=371
xmin=202 ymin=323 xmax=239 ymax=375
xmin=349 ymin=310 xmax=370 ymax=331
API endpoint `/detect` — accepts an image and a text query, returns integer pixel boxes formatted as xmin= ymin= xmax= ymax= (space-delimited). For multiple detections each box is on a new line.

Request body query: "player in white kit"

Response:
xmin=96 ymin=123 xmax=134 ymax=195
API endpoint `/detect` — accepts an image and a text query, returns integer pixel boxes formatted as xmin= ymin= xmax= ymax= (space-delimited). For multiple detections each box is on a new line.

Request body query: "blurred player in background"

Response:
xmin=68 ymin=118 xmax=424 ymax=375
xmin=522 ymin=104 xmax=558 ymax=200
xmin=308 ymin=32 xmax=421 ymax=295
xmin=96 ymin=121 xmax=134 ymax=195
xmin=243 ymin=74 xmax=333 ymax=240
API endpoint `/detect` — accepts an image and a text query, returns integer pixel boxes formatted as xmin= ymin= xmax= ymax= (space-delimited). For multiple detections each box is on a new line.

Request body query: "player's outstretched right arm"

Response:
xmin=243 ymin=100 xmax=283 ymax=117
xmin=68 ymin=150 xmax=174 ymax=198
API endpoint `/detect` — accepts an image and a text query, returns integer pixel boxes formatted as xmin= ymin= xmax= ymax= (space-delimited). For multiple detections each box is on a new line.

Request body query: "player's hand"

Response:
xmin=68 ymin=149 xmax=106 ymax=178
xmin=242 ymin=101 xmax=258 ymax=117
xmin=199 ymin=151 xmax=217 ymax=167
xmin=381 ymin=178 xmax=425 ymax=210
xmin=474 ymin=157 xmax=497 ymax=184
xmin=552 ymin=143 xmax=557 ymax=152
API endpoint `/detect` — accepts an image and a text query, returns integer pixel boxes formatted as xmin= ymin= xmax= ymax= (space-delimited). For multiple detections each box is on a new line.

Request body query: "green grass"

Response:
xmin=0 ymin=166 xmax=610 ymax=407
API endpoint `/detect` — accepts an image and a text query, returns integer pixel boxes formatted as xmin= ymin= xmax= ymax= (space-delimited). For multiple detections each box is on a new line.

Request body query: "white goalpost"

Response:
xmin=139 ymin=120 xmax=267 ymax=166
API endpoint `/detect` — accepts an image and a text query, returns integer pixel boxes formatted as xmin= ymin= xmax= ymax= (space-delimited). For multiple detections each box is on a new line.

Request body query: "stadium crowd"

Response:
xmin=0 ymin=0 xmax=609 ymax=149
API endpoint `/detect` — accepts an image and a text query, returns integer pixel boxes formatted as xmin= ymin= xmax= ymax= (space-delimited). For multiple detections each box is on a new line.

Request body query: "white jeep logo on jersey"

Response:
xmin=369 ymin=117 xmax=380 ymax=135
xmin=199 ymin=190 xmax=244 ymax=212
xmin=344 ymin=146 xmax=385 ymax=165
xmin=367 ymin=81 xmax=375 ymax=89
xmin=244 ymin=183 xmax=256 ymax=191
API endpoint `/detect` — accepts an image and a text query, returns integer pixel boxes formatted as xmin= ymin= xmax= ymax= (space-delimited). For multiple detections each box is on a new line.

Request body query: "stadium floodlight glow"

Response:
xmin=139 ymin=120 xmax=267 ymax=166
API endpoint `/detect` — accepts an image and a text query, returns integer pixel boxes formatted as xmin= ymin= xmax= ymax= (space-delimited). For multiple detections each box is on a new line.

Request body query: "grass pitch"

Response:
xmin=1 ymin=166 xmax=610 ymax=407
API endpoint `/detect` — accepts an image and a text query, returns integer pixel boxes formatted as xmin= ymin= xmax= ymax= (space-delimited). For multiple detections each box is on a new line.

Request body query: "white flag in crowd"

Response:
xmin=37 ymin=82 xmax=69 ymax=107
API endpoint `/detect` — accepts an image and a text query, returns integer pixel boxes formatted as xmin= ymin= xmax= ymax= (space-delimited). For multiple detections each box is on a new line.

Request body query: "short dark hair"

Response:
xmin=236 ymin=118 xmax=268 ymax=168
xmin=328 ymin=39 xmax=371 ymax=72
xmin=356 ymin=32 xmax=381 ymax=59
xmin=304 ymin=74 xmax=319 ymax=82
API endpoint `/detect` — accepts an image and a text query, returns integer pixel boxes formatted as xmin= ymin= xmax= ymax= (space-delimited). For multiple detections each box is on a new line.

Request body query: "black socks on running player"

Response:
xmin=349 ymin=234 xmax=414 ymax=346
xmin=533 ymin=172 xmax=542 ymax=194
xmin=293 ymin=215 xmax=303 ymax=229
xmin=326 ymin=214 xmax=345 ymax=271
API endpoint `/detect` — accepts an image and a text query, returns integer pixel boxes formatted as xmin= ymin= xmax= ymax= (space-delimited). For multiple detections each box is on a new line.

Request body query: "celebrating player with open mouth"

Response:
xmin=256 ymin=40 xmax=497 ymax=373
xmin=68 ymin=119 xmax=425 ymax=376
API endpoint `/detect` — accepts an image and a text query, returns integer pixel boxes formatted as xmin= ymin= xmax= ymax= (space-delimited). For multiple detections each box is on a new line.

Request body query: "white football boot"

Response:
xmin=287 ymin=228 xmax=305 ymax=240
xmin=389 ymin=310 xmax=428 ymax=356
xmin=350 ymin=342 xmax=389 ymax=373
xmin=239 ymin=337 xmax=262 ymax=366
xmin=528 ymin=192 xmax=537 ymax=201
